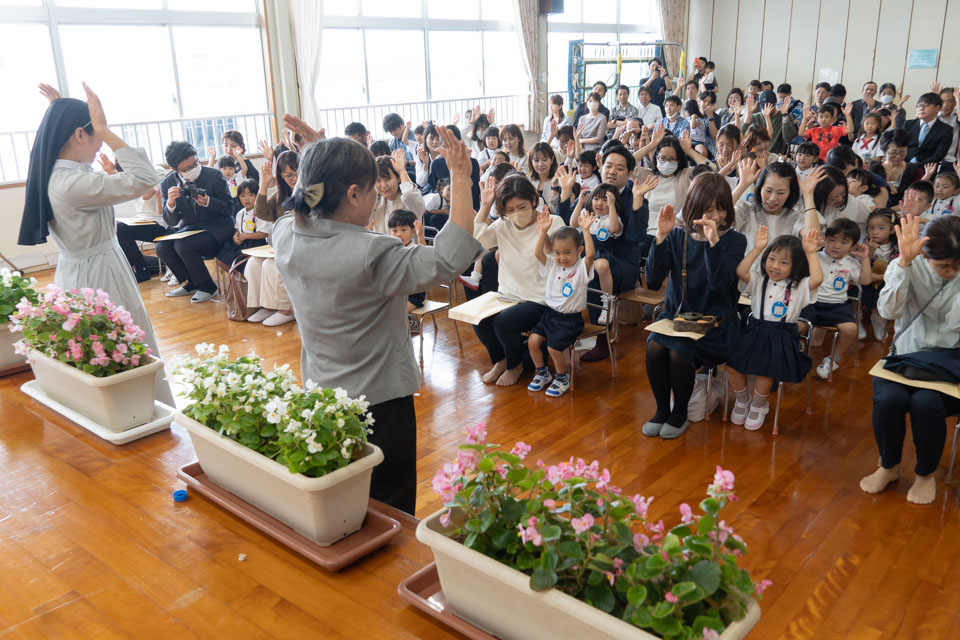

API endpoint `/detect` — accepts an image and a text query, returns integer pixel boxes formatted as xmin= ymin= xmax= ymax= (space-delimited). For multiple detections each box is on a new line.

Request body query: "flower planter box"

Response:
xmin=416 ymin=509 xmax=761 ymax=640
xmin=179 ymin=412 xmax=384 ymax=547
xmin=27 ymin=349 xmax=162 ymax=432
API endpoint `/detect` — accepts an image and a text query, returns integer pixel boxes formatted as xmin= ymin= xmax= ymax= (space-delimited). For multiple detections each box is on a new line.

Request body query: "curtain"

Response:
xmin=514 ymin=0 xmax=540 ymax=130
xmin=657 ymin=0 xmax=686 ymax=78
xmin=291 ymin=0 xmax=324 ymax=128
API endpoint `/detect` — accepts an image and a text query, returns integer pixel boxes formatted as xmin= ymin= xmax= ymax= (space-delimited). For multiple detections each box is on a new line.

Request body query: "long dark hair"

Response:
xmin=275 ymin=150 xmax=300 ymax=204
xmin=471 ymin=114 xmax=491 ymax=143
xmin=500 ymin=124 xmax=526 ymax=156
xmin=526 ymin=142 xmax=558 ymax=180
xmin=680 ymin=173 xmax=735 ymax=231
xmin=754 ymin=162 xmax=801 ymax=211
xmin=813 ymin=165 xmax=849 ymax=213
xmin=760 ymin=235 xmax=809 ymax=290
xmin=286 ymin=139 xmax=376 ymax=222
xmin=923 ymin=215 xmax=960 ymax=261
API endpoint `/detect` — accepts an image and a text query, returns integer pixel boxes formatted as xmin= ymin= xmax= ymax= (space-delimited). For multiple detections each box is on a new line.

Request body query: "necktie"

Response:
xmin=919 ymin=122 xmax=929 ymax=144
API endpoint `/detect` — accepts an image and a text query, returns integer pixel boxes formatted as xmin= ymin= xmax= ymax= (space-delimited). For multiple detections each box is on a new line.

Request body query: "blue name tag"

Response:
xmin=832 ymin=276 xmax=846 ymax=291
xmin=561 ymin=282 xmax=574 ymax=298
xmin=597 ymin=227 xmax=609 ymax=241
xmin=771 ymin=301 xmax=787 ymax=318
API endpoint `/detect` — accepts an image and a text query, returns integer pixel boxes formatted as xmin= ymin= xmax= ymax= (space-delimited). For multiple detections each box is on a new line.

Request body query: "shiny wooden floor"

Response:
xmin=2 ymin=265 xmax=960 ymax=640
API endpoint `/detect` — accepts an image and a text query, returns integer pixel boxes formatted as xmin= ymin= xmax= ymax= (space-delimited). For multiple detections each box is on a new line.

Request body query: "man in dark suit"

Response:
xmin=157 ymin=141 xmax=235 ymax=302
xmin=905 ymin=92 xmax=954 ymax=165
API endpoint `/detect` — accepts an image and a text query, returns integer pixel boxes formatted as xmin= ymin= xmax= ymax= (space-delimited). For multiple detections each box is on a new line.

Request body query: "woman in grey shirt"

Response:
xmin=273 ymin=119 xmax=483 ymax=514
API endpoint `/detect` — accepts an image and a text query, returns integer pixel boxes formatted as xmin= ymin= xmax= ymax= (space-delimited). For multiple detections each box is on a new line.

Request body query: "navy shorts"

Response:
xmin=408 ymin=292 xmax=426 ymax=309
xmin=531 ymin=308 xmax=585 ymax=351
xmin=800 ymin=301 xmax=855 ymax=326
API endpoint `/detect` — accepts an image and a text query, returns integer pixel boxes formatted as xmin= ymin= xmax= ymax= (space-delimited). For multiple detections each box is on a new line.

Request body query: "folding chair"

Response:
xmin=948 ymin=418 xmax=960 ymax=483
xmin=568 ymin=288 xmax=618 ymax=390
xmin=797 ymin=285 xmax=863 ymax=383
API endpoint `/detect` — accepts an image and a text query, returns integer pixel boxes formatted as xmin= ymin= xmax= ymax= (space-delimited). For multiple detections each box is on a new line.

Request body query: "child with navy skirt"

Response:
xmin=726 ymin=227 xmax=824 ymax=430
xmin=643 ymin=173 xmax=747 ymax=439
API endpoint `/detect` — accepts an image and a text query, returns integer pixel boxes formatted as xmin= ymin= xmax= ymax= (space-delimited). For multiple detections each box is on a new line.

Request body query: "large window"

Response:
xmin=547 ymin=0 xmax=662 ymax=105
xmin=0 ymin=0 xmax=268 ymax=183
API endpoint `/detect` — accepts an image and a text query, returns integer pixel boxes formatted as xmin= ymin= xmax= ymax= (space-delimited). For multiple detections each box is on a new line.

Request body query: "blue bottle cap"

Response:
xmin=173 ymin=489 xmax=188 ymax=502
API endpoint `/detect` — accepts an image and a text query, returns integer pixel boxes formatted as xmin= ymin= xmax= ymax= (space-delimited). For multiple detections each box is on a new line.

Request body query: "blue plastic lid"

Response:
xmin=173 ymin=489 xmax=188 ymax=502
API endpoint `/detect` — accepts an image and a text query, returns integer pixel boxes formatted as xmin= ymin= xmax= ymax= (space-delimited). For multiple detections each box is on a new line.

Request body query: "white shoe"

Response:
xmin=744 ymin=402 xmax=770 ymax=431
xmin=816 ymin=356 xmax=839 ymax=380
xmin=247 ymin=308 xmax=273 ymax=323
xmin=191 ymin=290 xmax=216 ymax=303
xmin=159 ymin=271 xmax=171 ymax=283
xmin=263 ymin=311 xmax=295 ymax=326
xmin=870 ymin=309 xmax=887 ymax=341
xmin=167 ymin=277 xmax=181 ymax=287
xmin=858 ymin=323 xmax=866 ymax=340
xmin=730 ymin=394 xmax=750 ymax=426
xmin=166 ymin=286 xmax=191 ymax=298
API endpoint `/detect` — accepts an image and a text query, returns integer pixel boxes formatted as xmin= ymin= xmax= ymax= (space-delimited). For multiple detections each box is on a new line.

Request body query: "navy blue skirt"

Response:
xmin=648 ymin=313 xmax=740 ymax=369
xmin=726 ymin=317 xmax=811 ymax=383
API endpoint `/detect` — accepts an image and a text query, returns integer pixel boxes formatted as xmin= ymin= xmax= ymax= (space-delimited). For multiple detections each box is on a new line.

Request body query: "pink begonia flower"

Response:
xmin=596 ymin=468 xmax=611 ymax=490
xmin=518 ymin=523 xmax=542 ymax=546
xmin=527 ymin=516 xmax=538 ymax=527
xmin=703 ymin=629 xmax=720 ymax=640
xmin=543 ymin=499 xmax=556 ymax=509
xmin=613 ymin=558 xmax=624 ymax=570
xmin=465 ymin=423 xmax=487 ymax=444
xmin=510 ymin=441 xmax=531 ymax=459
xmin=439 ymin=510 xmax=452 ymax=528
xmin=455 ymin=449 xmax=478 ymax=473
xmin=570 ymin=513 xmax=595 ymax=534
xmin=130 ymin=355 xmax=140 ymax=366
xmin=61 ymin=317 xmax=78 ymax=332
xmin=546 ymin=465 xmax=563 ymax=486
xmin=632 ymin=533 xmax=650 ymax=551
xmin=632 ymin=494 xmax=653 ymax=518
xmin=664 ymin=592 xmax=678 ymax=603
xmin=648 ymin=519 xmax=665 ymax=541
xmin=713 ymin=465 xmax=735 ymax=492
xmin=602 ymin=571 xmax=615 ymax=586
xmin=679 ymin=502 xmax=694 ymax=523
xmin=755 ymin=579 xmax=773 ymax=596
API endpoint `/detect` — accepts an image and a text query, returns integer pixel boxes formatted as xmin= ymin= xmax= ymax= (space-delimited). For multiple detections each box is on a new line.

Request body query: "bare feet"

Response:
xmin=907 ymin=474 xmax=936 ymax=505
xmin=496 ymin=363 xmax=524 ymax=387
xmin=859 ymin=465 xmax=900 ymax=494
xmin=482 ymin=360 xmax=506 ymax=384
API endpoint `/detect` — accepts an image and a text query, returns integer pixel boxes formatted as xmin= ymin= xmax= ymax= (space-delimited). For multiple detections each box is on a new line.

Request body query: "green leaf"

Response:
xmin=671 ymin=581 xmax=697 ymax=598
xmin=669 ymin=524 xmax=692 ymax=538
xmin=505 ymin=467 xmax=528 ymax=484
xmin=468 ymin=485 xmax=486 ymax=507
xmin=501 ymin=498 xmax=524 ymax=524
xmin=651 ymin=600 xmax=675 ymax=619
xmin=541 ymin=549 xmax=558 ymax=572
xmin=497 ymin=451 xmax=521 ymax=465
xmin=516 ymin=550 xmax=535 ymax=570
xmin=645 ymin=554 xmax=669 ymax=571
xmin=557 ymin=540 xmax=584 ymax=558
xmin=691 ymin=560 xmax=722 ymax=596
xmin=663 ymin=533 xmax=681 ymax=554
xmin=650 ymin=615 xmax=682 ymax=636
xmin=587 ymin=570 xmax=604 ymax=586
xmin=685 ymin=534 xmax=714 ymax=556
xmin=699 ymin=497 xmax=719 ymax=516
xmin=490 ymin=527 xmax=513 ymax=549
xmin=464 ymin=531 xmax=479 ymax=548
xmin=692 ymin=615 xmax=725 ymax=634
xmin=530 ymin=567 xmax=558 ymax=591
xmin=627 ymin=585 xmax=648 ymax=606
xmin=585 ymin=583 xmax=616 ymax=613
xmin=479 ymin=510 xmax=495 ymax=533
xmin=477 ymin=456 xmax=494 ymax=472
xmin=697 ymin=513 xmax=715 ymax=534
xmin=465 ymin=518 xmax=483 ymax=533
xmin=540 ymin=524 xmax=562 ymax=542
xmin=630 ymin=606 xmax=652 ymax=627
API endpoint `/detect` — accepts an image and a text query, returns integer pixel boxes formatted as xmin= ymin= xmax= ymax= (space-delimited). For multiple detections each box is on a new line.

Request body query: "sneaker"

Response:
xmin=545 ymin=375 xmax=570 ymax=397
xmin=870 ymin=309 xmax=887 ymax=341
xmin=659 ymin=420 xmax=690 ymax=439
xmin=247 ymin=308 xmax=273 ymax=323
xmin=167 ymin=277 xmax=182 ymax=287
xmin=161 ymin=268 xmax=174 ymax=283
xmin=166 ymin=286 xmax=192 ymax=298
xmin=858 ymin=323 xmax=866 ymax=340
xmin=744 ymin=402 xmax=770 ymax=431
xmin=191 ymin=290 xmax=216 ymax=303
xmin=642 ymin=420 xmax=664 ymax=437
xmin=263 ymin=311 xmax=295 ymax=326
xmin=816 ymin=356 xmax=839 ymax=380
xmin=730 ymin=394 xmax=750 ymax=426
xmin=527 ymin=370 xmax=553 ymax=392
xmin=597 ymin=309 xmax=608 ymax=325
xmin=458 ymin=274 xmax=480 ymax=291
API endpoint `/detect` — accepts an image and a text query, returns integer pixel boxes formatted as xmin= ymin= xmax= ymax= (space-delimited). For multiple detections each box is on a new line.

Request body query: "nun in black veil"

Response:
xmin=20 ymin=83 xmax=173 ymax=404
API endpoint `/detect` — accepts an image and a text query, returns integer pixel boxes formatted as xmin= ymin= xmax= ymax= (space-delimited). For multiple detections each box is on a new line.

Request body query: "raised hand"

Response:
xmin=578 ymin=209 xmax=597 ymax=232
xmin=930 ymin=81 xmax=942 ymax=94
xmin=633 ymin=174 xmax=659 ymax=199
xmin=693 ymin=215 xmax=719 ymax=245
xmin=435 ymin=125 xmax=471 ymax=179
xmin=81 ymin=82 xmax=108 ymax=133
xmin=898 ymin=94 xmax=911 ymax=109
xmin=801 ymin=228 xmax=820 ymax=254
xmin=679 ymin=128 xmax=693 ymax=149
xmin=487 ymin=107 xmax=495 ymax=122
xmin=779 ymin=98 xmax=791 ymax=115
xmin=549 ymin=119 xmax=558 ymax=138
xmin=923 ymin=162 xmax=938 ymax=181
xmin=97 ymin=152 xmax=117 ymax=175
xmin=452 ymin=112 xmax=461 ymax=126
xmin=651 ymin=122 xmax=666 ymax=145
xmin=754 ymin=225 xmax=769 ymax=250
xmin=260 ymin=159 xmax=275 ymax=189
xmin=745 ymin=93 xmax=757 ymax=114
xmin=605 ymin=190 xmax=618 ymax=212
xmin=206 ymin=146 xmax=217 ymax=160
xmin=38 ymin=83 xmax=61 ymax=103
xmin=842 ymin=101 xmax=854 ymax=116
xmin=850 ymin=242 xmax=870 ymax=260
xmin=258 ymin=139 xmax=273 ymax=161
xmin=390 ymin=148 xmax=406 ymax=174
xmin=801 ymin=106 xmax=812 ymax=121
xmin=655 ymin=204 xmax=676 ymax=241
xmin=416 ymin=144 xmax=429 ymax=165
xmin=737 ymin=158 xmax=760 ymax=185
xmin=536 ymin=207 xmax=553 ymax=234
xmin=573 ymin=122 xmax=583 ymax=140
xmin=799 ymin=166 xmax=827 ymax=195
xmin=480 ymin=179 xmax=497 ymax=207
xmin=557 ymin=164 xmax=577 ymax=193
xmin=761 ymin=104 xmax=775 ymax=119
xmin=281 ymin=114 xmax=323 ymax=144
xmin=895 ymin=215 xmax=927 ymax=265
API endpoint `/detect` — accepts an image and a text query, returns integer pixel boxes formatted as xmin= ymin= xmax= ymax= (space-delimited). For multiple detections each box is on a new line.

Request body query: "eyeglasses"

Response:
xmin=656 ymin=155 xmax=678 ymax=162
xmin=281 ymin=172 xmax=298 ymax=181
xmin=178 ymin=158 xmax=199 ymax=172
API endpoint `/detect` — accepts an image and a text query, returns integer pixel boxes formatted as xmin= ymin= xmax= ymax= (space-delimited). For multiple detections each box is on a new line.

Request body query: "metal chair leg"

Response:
xmin=568 ymin=347 xmax=575 ymax=391
xmin=772 ymin=383 xmax=784 ymax=435
xmin=705 ymin=368 xmax=713 ymax=418
xmin=722 ymin=368 xmax=729 ymax=422
xmin=947 ymin=419 xmax=960 ymax=482
xmin=828 ymin=329 xmax=840 ymax=382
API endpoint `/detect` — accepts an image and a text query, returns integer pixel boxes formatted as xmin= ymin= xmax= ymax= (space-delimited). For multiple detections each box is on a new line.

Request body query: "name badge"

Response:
xmin=771 ymin=301 xmax=787 ymax=318
xmin=561 ymin=282 xmax=574 ymax=298
xmin=230 ymin=184 xmax=238 ymax=197
xmin=832 ymin=276 xmax=846 ymax=291
xmin=597 ymin=227 xmax=609 ymax=241
xmin=245 ymin=220 xmax=256 ymax=232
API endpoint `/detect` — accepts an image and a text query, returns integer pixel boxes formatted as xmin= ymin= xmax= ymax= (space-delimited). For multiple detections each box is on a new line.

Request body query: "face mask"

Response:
xmin=879 ymin=94 xmax=894 ymax=105
xmin=181 ymin=166 xmax=201 ymax=181
xmin=511 ymin=209 xmax=536 ymax=228
xmin=657 ymin=160 xmax=678 ymax=176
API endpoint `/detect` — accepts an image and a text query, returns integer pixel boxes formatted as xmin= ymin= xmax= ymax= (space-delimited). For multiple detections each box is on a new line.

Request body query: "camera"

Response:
xmin=183 ymin=182 xmax=207 ymax=200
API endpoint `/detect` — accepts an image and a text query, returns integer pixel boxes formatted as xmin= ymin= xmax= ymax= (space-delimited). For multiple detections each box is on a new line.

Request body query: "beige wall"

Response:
xmin=686 ymin=0 xmax=960 ymax=109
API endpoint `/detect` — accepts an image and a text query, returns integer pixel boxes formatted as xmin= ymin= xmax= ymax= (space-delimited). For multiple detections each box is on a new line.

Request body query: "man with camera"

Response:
xmin=640 ymin=57 xmax=674 ymax=110
xmin=157 ymin=140 xmax=234 ymax=303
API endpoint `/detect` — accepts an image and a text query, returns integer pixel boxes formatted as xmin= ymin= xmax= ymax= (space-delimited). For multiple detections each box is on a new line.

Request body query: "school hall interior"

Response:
xmin=2 ymin=1 xmax=960 ymax=638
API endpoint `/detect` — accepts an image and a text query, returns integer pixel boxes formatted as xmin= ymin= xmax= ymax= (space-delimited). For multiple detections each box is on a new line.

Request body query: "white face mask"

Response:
xmin=657 ymin=160 xmax=679 ymax=176
xmin=879 ymin=94 xmax=894 ymax=105
xmin=180 ymin=166 xmax=202 ymax=181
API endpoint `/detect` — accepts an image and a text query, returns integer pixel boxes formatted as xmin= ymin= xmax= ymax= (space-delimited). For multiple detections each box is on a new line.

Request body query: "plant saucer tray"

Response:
xmin=397 ymin=562 xmax=497 ymax=640
xmin=20 ymin=380 xmax=175 ymax=445
xmin=176 ymin=462 xmax=402 ymax=571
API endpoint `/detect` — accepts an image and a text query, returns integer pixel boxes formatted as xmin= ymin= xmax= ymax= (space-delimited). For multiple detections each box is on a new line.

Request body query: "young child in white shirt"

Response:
xmin=216 ymin=180 xmax=272 ymax=272
xmin=386 ymin=210 xmax=427 ymax=328
xmin=576 ymin=150 xmax=601 ymax=190
xmin=793 ymin=142 xmax=820 ymax=181
xmin=527 ymin=209 xmax=596 ymax=397
xmin=929 ymin=172 xmax=960 ymax=217
xmin=218 ymin=156 xmax=244 ymax=202
xmin=799 ymin=218 xmax=872 ymax=379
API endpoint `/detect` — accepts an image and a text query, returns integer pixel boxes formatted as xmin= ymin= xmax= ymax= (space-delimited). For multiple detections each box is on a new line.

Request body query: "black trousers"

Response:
xmin=474 ymin=301 xmax=547 ymax=369
xmin=155 ymin=232 xmax=221 ymax=294
xmin=116 ymin=222 xmax=168 ymax=269
xmin=872 ymin=377 xmax=960 ymax=476
xmin=366 ymin=395 xmax=417 ymax=515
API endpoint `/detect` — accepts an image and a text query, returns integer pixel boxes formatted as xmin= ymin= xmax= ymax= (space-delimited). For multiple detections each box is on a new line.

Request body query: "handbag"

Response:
xmin=223 ymin=256 xmax=250 ymax=321
xmin=672 ymin=231 xmax=717 ymax=334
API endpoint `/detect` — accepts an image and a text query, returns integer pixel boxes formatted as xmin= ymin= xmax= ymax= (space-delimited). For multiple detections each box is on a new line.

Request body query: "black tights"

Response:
xmin=645 ymin=340 xmax=697 ymax=426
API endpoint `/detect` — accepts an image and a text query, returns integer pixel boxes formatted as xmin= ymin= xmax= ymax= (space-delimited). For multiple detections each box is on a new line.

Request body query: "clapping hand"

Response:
xmin=97 ymin=152 xmax=117 ymax=175
xmin=693 ymin=215 xmax=719 ymax=246
xmin=578 ymin=209 xmax=597 ymax=232
xmin=801 ymin=228 xmax=820 ymax=254
xmin=633 ymin=174 xmax=659 ymax=199
xmin=754 ymin=226 xmax=769 ymax=251
xmin=895 ymin=214 xmax=927 ymax=265
xmin=655 ymin=204 xmax=676 ymax=241
xmin=38 ymin=83 xmax=61 ymax=103
xmin=536 ymin=208 xmax=553 ymax=234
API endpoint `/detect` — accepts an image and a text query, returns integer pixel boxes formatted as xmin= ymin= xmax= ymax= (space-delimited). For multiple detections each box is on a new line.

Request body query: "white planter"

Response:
xmin=179 ymin=412 xmax=384 ymax=546
xmin=0 ymin=326 xmax=23 ymax=368
xmin=27 ymin=349 xmax=162 ymax=432
xmin=416 ymin=509 xmax=761 ymax=640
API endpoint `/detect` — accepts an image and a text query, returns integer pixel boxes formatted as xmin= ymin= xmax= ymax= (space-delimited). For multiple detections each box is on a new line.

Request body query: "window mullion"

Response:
xmin=167 ymin=24 xmax=185 ymax=119
xmin=45 ymin=0 xmax=69 ymax=98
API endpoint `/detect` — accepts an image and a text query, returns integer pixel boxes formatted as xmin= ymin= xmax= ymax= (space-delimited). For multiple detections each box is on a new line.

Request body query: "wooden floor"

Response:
xmin=3 ymin=265 xmax=960 ymax=639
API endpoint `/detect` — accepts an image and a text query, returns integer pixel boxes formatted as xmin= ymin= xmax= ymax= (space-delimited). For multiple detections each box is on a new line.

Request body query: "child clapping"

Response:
xmin=527 ymin=208 xmax=596 ymax=397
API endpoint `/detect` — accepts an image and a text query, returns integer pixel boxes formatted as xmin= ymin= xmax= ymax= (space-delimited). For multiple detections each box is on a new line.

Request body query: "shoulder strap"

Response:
xmin=889 ymin=279 xmax=948 ymax=356
xmin=679 ymin=230 xmax=688 ymax=313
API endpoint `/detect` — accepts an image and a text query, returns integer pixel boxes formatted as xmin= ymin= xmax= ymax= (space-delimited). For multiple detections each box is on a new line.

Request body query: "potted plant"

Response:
xmin=11 ymin=285 xmax=162 ymax=431
xmin=0 ymin=268 xmax=39 ymax=369
xmin=172 ymin=344 xmax=383 ymax=547
xmin=416 ymin=425 xmax=767 ymax=640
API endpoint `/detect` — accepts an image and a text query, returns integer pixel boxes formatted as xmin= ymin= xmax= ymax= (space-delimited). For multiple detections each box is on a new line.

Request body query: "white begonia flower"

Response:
xmin=337 ymin=418 xmax=345 ymax=428
xmin=304 ymin=379 xmax=318 ymax=391
xmin=334 ymin=388 xmax=348 ymax=402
